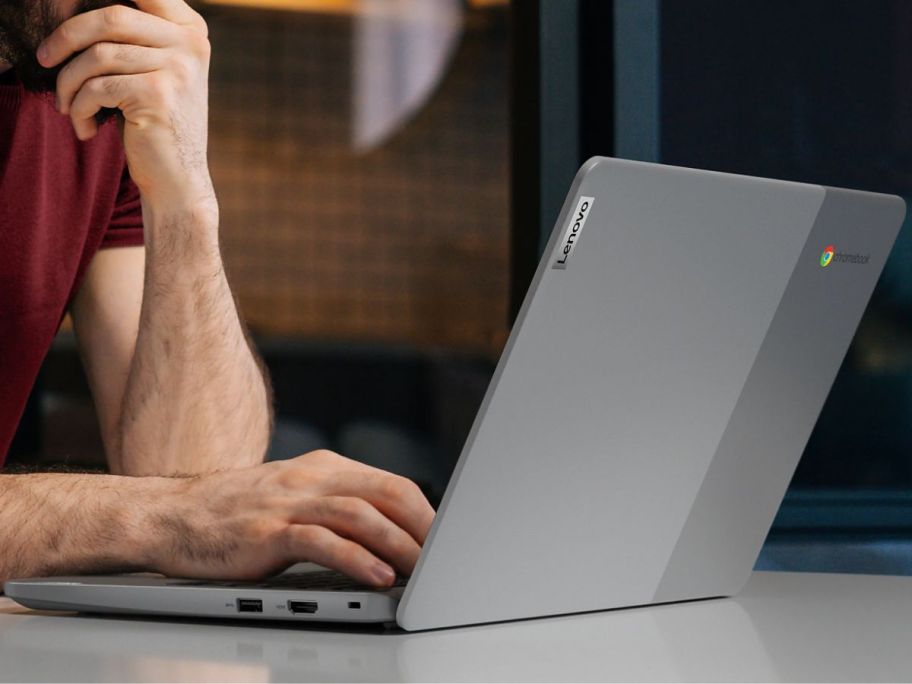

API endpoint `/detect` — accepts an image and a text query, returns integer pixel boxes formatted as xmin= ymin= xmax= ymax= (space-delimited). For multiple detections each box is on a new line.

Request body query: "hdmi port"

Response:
xmin=288 ymin=600 xmax=318 ymax=614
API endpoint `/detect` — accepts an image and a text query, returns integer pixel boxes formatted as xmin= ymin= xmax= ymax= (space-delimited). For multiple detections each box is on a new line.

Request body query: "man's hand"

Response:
xmin=151 ymin=451 xmax=437 ymax=586
xmin=0 ymin=451 xmax=436 ymax=587
xmin=45 ymin=0 xmax=270 ymax=476
xmin=38 ymin=0 xmax=211 ymax=206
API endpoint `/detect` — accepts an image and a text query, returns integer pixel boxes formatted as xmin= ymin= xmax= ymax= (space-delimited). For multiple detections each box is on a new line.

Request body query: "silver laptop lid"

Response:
xmin=398 ymin=157 xmax=905 ymax=630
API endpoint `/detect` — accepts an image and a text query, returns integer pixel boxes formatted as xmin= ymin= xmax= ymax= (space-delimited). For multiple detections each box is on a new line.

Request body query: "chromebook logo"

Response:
xmin=819 ymin=244 xmax=870 ymax=268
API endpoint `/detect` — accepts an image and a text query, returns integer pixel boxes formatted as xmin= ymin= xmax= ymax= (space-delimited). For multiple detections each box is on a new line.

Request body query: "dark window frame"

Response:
xmin=509 ymin=0 xmax=912 ymax=537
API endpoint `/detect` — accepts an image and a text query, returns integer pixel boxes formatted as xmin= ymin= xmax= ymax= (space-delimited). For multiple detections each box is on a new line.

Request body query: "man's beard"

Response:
xmin=0 ymin=0 xmax=133 ymax=98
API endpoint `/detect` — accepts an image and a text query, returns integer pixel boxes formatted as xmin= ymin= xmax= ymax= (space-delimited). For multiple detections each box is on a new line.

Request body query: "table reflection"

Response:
xmin=0 ymin=596 xmax=768 ymax=682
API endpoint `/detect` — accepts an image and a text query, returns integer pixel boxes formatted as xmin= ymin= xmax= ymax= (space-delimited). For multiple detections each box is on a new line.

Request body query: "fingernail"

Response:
xmin=372 ymin=564 xmax=395 ymax=585
xmin=37 ymin=45 xmax=49 ymax=64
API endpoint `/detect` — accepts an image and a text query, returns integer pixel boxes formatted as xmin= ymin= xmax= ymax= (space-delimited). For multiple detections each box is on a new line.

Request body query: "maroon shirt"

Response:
xmin=0 ymin=68 xmax=144 ymax=464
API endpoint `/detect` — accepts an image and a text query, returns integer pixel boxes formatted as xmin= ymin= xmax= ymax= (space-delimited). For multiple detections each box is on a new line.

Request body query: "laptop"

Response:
xmin=5 ymin=157 xmax=905 ymax=631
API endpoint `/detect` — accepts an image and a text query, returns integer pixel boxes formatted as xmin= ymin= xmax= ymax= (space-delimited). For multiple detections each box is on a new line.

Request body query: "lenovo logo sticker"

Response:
xmin=553 ymin=196 xmax=595 ymax=269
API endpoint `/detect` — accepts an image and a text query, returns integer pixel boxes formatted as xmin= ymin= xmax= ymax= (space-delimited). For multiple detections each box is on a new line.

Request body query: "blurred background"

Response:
xmin=7 ymin=0 xmax=912 ymax=576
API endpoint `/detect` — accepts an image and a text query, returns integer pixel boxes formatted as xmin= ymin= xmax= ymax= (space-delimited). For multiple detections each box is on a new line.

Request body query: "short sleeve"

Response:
xmin=101 ymin=163 xmax=144 ymax=249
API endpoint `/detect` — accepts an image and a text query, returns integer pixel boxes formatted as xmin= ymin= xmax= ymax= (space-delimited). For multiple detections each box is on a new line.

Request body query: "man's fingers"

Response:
xmin=326 ymin=470 xmax=436 ymax=546
xmin=131 ymin=0 xmax=208 ymax=35
xmin=68 ymin=72 xmax=152 ymax=139
xmin=38 ymin=5 xmax=182 ymax=68
xmin=295 ymin=496 xmax=422 ymax=576
xmin=283 ymin=524 xmax=397 ymax=588
xmin=56 ymin=43 xmax=162 ymax=115
xmin=67 ymin=74 xmax=127 ymax=140
xmin=70 ymin=70 xmax=176 ymax=140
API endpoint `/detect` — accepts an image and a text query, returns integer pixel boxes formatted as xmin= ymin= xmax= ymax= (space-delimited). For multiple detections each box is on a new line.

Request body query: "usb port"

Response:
xmin=288 ymin=600 xmax=318 ymax=614
xmin=236 ymin=598 xmax=263 ymax=613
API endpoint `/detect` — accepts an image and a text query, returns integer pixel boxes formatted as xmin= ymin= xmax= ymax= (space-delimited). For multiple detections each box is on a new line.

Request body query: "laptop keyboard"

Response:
xmin=172 ymin=569 xmax=408 ymax=592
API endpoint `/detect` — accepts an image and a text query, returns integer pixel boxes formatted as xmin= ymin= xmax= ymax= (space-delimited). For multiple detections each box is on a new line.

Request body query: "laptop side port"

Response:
xmin=348 ymin=601 xmax=361 ymax=609
xmin=288 ymin=600 xmax=318 ymax=614
xmin=236 ymin=598 xmax=263 ymax=613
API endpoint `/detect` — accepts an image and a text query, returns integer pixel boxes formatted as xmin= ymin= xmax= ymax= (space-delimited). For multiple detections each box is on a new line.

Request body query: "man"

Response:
xmin=0 ymin=0 xmax=434 ymax=588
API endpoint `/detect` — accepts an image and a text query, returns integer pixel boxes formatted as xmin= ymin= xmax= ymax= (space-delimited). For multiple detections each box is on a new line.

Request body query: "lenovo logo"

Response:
xmin=553 ymin=196 xmax=595 ymax=269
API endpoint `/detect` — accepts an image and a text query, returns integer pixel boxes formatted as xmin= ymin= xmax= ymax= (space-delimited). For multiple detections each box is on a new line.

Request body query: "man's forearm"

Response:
xmin=113 ymin=196 xmax=272 ymax=476
xmin=0 ymin=472 xmax=169 ymax=584
xmin=34 ymin=1 xmax=269 ymax=475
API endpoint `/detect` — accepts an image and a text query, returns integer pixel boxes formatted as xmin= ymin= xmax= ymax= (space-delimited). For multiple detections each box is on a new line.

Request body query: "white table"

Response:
xmin=1 ymin=571 xmax=910 ymax=682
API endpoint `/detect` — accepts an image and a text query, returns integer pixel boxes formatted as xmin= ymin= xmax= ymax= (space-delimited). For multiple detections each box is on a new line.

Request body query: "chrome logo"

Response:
xmin=820 ymin=245 xmax=835 ymax=268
